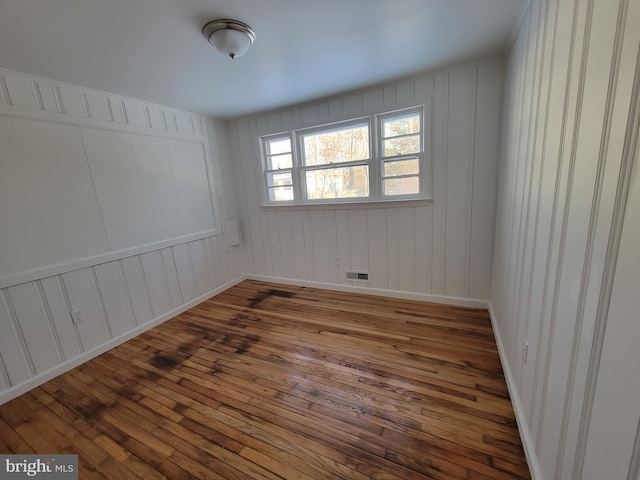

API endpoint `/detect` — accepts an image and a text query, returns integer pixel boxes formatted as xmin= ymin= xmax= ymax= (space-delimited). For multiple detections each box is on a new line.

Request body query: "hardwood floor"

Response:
xmin=0 ymin=280 xmax=530 ymax=479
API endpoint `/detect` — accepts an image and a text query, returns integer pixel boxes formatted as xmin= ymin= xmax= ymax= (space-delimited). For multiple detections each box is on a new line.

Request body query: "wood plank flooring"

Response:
xmin=0 ymin=280 xmax=530 ymax=479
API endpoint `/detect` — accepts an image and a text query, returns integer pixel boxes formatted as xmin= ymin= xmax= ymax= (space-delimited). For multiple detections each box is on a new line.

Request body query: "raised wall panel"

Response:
xmin=6 ymin=282 xmax=61 ymax=374
xmin=81 ymin=128 xmax=151 ymax=251
xmin=62 ymin=268 xmax=110 ymax=352
xmin=0 ymin=292 xmax=31 ymax=385
xmin=84 ymin=91 xmax=111 ymax=121
xmin=3 ymin=72 xmax=37 ymax=109
xmin=129 ymin=135 xmax=185 ymax=241
xmin=15 ymin=119 xmax=109 ymax=264
xmin=310 ymin=211 xmax=332 ymax=283
xmin=0 ymin=117 xmax=52 ymax=277
xmin=414 ymin=206 xmax=432 ymax=294
xmin=168 ymin=139 xmax=215 ymax=234
xmin=120 ymin=257 xmax=153 ymax=326
xmin=94 ymin=262 xmax=136 ymax=338
xmin=123 ymin=100 xmax=148 ymax=127
xmin=40 ymin=277 xmax=81 ymax=360
xmin=267 ymin=210 xmax=283 ymax=278
xmin=36 ymin=81 xmax=59 ymax=112
xmin=108 ymin=97 xmax=126 ymax=124
xmin=175 ymin=111 xmax=194 ymax=135
xmin=147 ymin=105 xmax=166 ymax=130
xmin=57 ymin=85 xmax=86 ymax=117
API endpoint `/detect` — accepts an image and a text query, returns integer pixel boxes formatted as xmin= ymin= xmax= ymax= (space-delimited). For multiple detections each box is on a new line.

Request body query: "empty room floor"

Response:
xmin=0 ymin=280 xmax=530 ymax=479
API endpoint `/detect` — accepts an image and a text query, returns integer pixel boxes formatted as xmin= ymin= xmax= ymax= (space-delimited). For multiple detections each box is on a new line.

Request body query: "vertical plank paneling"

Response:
xmin=188 ymin=239 xmax=211 ymax=297
xmin=414 ymin=205 xmax=432 ymax=293
xmin=431 ymin=73 xmax=449 ymax=295
xmin=398 ymin=208 xmax=416 ymax=292
xmin=469 ymin=59 xmax=502 ymax=300
xmin=349 ymin=210 xmax=368 ymax=272
xmin=325 ymin=211 xmax=338 ymax=283
xmin=310 ymin=211 xmax=331 ymax=283
xmin=120 ymin=257 xmax=153 ymax=325
xmin=140 ymin=251 xmax=173 ymax=318
xmin=367 ymin=209 xmax=387 ymax=289
xmin=7 ymin=282 xmax=61 ymax=373
xmin=267 ymin=210 xmax=283 ymax=278
xmin=291 ymin=212 xmax=308 ymax=280
xmin=335 ymin=210 xmax=352 ymax=284
xmin=386 ymin=209 xmax=399 ymax=290
xmin=62 ymin=268 xmax=110 ymax=351
xmin=444 ymin=65 xmax=477 ymax=297
xmin=173 ymin=243 xmax=198 ymax=302
xmin=160 ymin=247 xmax=183 ymax=308
xmin=94 ymin=262 xmax=136 ymax=338
xmin=40 ymin=277 xmax=81 ymax=360
xmin=0 ymin=291 xmax=31 ymax=385
xmin=277 ymin=211 xmax=296 ymax=279
xmin=302 ymin=212 xmax=316 ymax=281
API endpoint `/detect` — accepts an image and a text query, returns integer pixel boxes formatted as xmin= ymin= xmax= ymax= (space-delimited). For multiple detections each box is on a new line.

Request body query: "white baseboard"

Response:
xmin=488 ymin=303 xmax=542 ymax=480
xmin=246 ymin=274 xmax=489 ymax=309
xmin=0 ymin=276 xmax=246 ymax=406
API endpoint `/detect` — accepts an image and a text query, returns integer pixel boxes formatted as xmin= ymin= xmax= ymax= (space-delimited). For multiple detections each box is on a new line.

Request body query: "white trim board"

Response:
xmin=0 ymin=276 xmax=245 ymax=406
xmin=488 ymin=302 xmax=541 ymax=480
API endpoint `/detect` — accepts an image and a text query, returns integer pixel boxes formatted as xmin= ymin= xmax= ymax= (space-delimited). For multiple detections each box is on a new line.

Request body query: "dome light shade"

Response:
xmin=203 ymin=19 xmax=255 ymax=59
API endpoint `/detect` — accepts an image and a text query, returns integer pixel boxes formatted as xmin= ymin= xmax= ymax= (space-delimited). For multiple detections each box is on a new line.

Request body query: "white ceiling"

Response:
xmin=0 ymin=0 xmax=524 ymax=118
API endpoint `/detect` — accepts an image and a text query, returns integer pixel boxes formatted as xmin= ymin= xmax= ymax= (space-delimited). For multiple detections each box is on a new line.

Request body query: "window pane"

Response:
xmin=266 ymin=137 xmax=291 ymax=155
xmin=267 ymin=171 xmax=292 ymax=187
xmin=383 ymin=113 xmax=420 ymax=137
xmin=384 ymin=176 xmax=419 ymax=196
xmin=305 ymin=165 xmax=369 ymax=199
xmin=383 ymin=135 xmax=420 ymax=157
xmin=267 ymin=153 xmax=293 ymax=170
xmin=302 ymin=124 xmax=369 ymax=166
xmin=268 ymin=186 xmax=294 ymax=202
xmin=383 ymin=158 xmax=419 ymax=177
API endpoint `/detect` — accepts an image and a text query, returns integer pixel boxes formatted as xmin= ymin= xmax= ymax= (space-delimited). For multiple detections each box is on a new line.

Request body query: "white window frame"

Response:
xmin=376 ymin=106 xmax=425 ymax=200
xmin=260 ymin=105 xmax=428 ymax=205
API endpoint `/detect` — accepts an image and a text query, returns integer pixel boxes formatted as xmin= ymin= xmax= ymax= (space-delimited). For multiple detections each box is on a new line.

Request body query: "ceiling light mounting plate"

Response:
xmin=203 ymin=19 xmax=256 ymax=59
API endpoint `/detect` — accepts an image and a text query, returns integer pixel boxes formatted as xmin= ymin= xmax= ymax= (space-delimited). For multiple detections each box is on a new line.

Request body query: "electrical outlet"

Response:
xmin=70 ymin=309 xmax=83 ymax=325
xmin=335 ymin=256 xmax=341 ymax=266
xmin=523 ymin=338 xmax=529 ymax=364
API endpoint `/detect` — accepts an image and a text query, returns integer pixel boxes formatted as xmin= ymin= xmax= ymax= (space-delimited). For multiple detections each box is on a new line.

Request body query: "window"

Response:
xmin=261 ymin=106 xmax=426 ymax=205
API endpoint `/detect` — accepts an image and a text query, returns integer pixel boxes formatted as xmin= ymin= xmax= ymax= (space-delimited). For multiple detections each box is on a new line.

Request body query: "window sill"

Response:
xmin=260 ymin=198 xmax=432 ymax=210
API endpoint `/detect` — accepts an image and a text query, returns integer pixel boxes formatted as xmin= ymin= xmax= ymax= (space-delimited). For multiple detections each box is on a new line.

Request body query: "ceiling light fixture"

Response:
xmin=203 ymin=19 xmax=256 ymax=59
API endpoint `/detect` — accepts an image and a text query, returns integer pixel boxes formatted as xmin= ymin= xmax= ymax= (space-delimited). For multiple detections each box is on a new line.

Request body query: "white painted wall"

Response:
xmin=491 ymin=0 xmax=640 ymax=478
xmin=0 ymin=68 xmax=243 ymax=403
xmin=227 ymin=58 xmax=503 ymax=302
